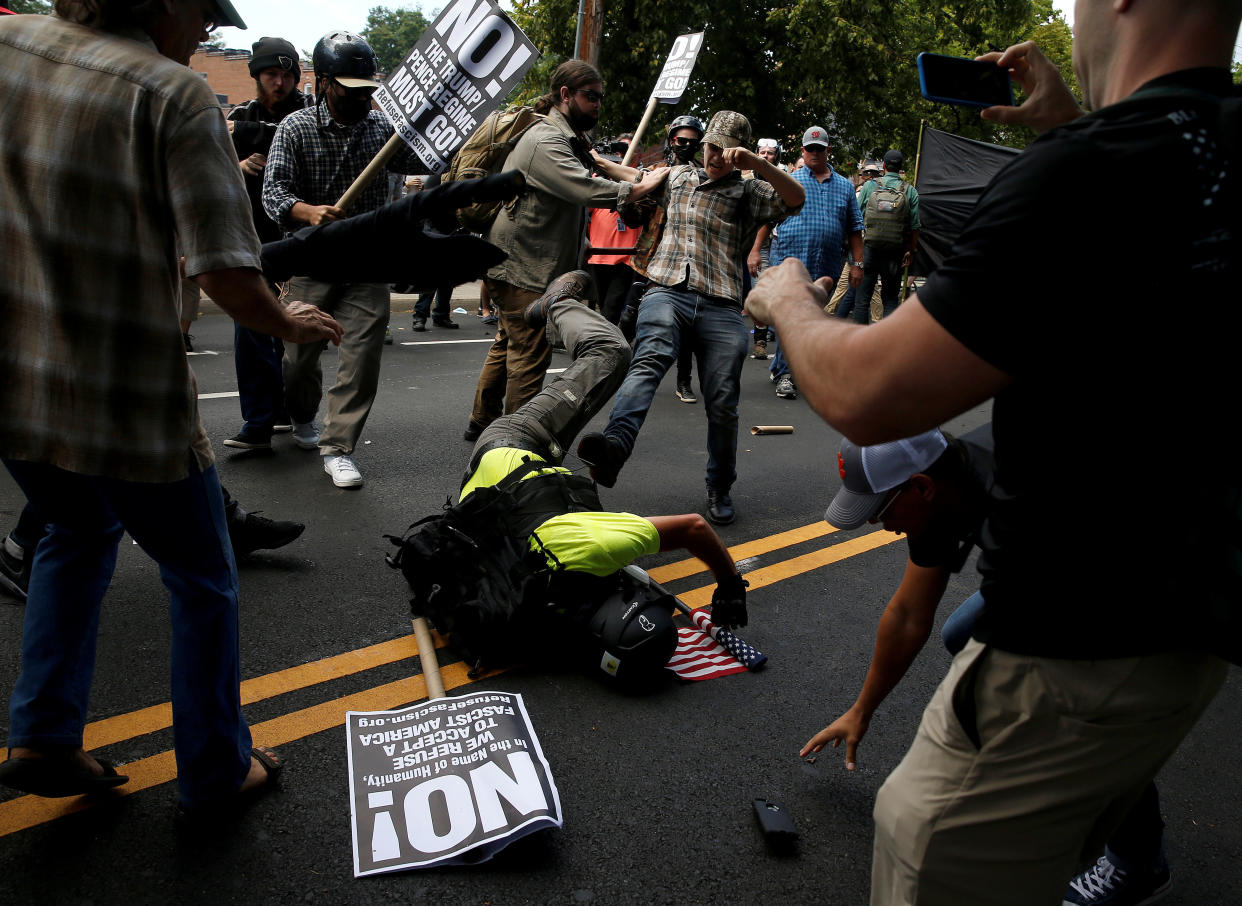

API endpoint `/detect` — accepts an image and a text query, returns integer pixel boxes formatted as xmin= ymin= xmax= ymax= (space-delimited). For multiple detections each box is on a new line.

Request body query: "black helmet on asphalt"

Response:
xmin=588 ymin=590 xmax=677 ymax=689
xmin=312 ymin=32 xmax=380 ymax=89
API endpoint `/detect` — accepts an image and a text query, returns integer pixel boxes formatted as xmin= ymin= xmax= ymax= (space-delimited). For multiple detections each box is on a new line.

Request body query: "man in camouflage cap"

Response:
xmin=579 ymin=111 xmax=805 ymax=525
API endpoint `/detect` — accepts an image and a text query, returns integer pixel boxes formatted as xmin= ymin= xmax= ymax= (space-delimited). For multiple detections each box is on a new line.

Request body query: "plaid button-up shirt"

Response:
xmin=770 ymin=166 xmax=863 ymax=280
xmin=0 ymin=17 xmax=261 ymax=482
xmin=646 ymin=165 xmax=800 ymax=303
xmin=263 ymin=105 xmax=423 ymax=231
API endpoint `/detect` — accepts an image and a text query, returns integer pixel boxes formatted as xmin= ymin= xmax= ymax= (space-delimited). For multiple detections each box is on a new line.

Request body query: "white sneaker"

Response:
xmin=292 ymin=421 xmax=320 ymax=450
xmin=323 ymin=454 xmax=364 ymax=488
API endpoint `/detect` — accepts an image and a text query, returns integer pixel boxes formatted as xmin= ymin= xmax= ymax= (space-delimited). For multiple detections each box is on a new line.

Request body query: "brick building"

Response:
xmin=189 ymin=43 xmax=314 ymax=109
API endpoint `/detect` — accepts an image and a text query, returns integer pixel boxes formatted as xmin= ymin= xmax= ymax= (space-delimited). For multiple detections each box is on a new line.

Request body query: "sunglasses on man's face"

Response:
xmin=576 ymin=88 xmax=605 ymax=104
xmin=672 ymin=137 xmax=701 ymax=148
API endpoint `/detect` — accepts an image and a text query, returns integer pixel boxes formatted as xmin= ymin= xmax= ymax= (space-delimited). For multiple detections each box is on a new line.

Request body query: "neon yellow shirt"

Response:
xmin=460 ymin=448 xmax=660 ymax=576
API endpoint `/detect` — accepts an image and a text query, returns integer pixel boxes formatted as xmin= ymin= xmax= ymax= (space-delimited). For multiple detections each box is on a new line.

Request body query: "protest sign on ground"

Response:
xmin=346 ymin=690 xmax=562 ymax=875
xmin=373 ymin=0 xmax=540 ymax=175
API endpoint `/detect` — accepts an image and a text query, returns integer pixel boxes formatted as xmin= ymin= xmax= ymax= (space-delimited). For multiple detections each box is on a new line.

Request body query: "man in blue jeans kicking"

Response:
xmin=578 ymin=110 xmax=804 ymax=526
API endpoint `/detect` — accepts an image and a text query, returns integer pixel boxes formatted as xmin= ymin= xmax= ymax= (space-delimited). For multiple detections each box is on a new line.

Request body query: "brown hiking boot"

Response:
xmin=524 ymin=270 xmax=595 ymax=329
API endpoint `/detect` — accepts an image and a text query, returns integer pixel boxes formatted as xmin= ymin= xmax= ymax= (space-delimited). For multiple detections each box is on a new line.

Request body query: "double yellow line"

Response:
xmin=0 ymin=522 xmax=901 ymax=836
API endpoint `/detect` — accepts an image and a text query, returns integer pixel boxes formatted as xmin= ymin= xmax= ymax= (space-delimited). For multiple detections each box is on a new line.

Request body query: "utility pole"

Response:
xmin=575 ymin=0 xmax=604 ymax=68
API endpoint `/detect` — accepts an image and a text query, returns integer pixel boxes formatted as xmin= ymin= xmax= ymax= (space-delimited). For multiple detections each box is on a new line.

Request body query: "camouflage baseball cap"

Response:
xmin=702 ymin=111 xmax=752 ymax=149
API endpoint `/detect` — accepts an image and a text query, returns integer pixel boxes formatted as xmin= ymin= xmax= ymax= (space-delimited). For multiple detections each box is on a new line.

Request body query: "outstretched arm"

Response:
xmin=646 ymin=514 xmax=749 ymax=629
xmin=801 ymin=560 xmax=949 ymax=769
xmin=745 ymin=258 xmax=1009 ymax=444
xmin=646 ymin=514 xmax=738 ymax=583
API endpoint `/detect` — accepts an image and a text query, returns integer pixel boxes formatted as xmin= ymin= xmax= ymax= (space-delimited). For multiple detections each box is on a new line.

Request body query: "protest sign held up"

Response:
xmin=373 ymin=0 xmax=541 ymax=175
xmin=621 ymin=32 xmax=706 ymax=166
xmin=346 ymin=691 xmax=562 ymax=876
xmin=651 ymin=32 xmax=704 ymax=105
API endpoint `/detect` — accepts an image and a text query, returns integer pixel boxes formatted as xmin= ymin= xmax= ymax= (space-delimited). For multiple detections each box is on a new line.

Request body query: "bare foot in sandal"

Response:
xmin=238 ymin=745 xmax=283 ymax=794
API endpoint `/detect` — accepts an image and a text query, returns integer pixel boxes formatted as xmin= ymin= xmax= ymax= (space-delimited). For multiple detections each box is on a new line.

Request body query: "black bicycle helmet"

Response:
xmin=588 ymin=590 xmax=677 ymax=689
xmin=312 ymin=32 xmax=380 ymax=89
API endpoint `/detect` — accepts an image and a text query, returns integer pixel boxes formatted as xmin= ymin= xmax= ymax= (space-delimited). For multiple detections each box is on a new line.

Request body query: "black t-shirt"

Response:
xmin=918 ymin=69 xmax=1241 ymax=659
xmin=907 ymin=425 xmax=994 ymax=572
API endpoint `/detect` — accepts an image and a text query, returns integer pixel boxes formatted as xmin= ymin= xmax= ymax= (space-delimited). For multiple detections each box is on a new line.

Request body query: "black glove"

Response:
xmin=710 ymin=574 xmax=749 ymax=629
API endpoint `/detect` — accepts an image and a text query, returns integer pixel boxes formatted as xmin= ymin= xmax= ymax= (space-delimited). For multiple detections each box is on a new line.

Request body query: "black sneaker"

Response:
xmin=0 ymin=536 xmax=30 ymax=602
xmin=411 ymin=316 xmax=428 ymax=332
xmin=706 ymin=491 xmax=735 ymax=526
xmin=223 ymin=427 xmax=273 ymax=450
xmin=432 ymin=316 xmax=460 ymax=330
xmin=229 ymin=512 xmax=305 ymax=559
xmin=675 ymin=381 xmax=697 ymax=404
xmin=524 ymin=270 xmax=594 ymax=329
xmin=1062 ymin=853 xmax=1171 ymax=905
xmin=576 ymin=432 xmax=627 ymax=488
xmin=463 ymin=421 xmax=484 ymax=442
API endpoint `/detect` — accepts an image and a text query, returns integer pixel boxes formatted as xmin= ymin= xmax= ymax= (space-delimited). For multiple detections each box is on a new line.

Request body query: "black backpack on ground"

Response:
xmin=386 ymin=458 xmax=611 ymax=675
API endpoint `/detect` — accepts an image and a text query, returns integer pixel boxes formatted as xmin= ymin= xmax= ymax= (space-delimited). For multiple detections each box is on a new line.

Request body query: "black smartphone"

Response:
xmin=917 ymin=52 xmax=1014 ymax=109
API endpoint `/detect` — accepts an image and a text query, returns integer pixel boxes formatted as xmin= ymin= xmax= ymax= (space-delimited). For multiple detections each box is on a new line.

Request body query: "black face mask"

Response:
xmin=671 ymin=141 xmax=701 ymax=164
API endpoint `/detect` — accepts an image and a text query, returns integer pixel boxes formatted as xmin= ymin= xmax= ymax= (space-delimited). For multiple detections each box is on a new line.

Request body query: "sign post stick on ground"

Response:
xmin=411 ymin=617 xmax=446 ymax=699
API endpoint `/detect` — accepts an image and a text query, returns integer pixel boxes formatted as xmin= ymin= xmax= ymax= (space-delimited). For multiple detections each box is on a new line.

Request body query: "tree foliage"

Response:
xmin=509 ymin=0 xmax=1076 ymax=166
xmin=5 ymin=0 xmax=52 ymax=12
xmin=362 ymin=5 xmax=431 ymax=75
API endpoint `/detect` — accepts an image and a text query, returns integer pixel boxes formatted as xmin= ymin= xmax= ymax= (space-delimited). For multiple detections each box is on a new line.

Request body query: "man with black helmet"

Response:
xmin=263 ymin=31 xmax=425 ymax=489
xmin=222 ymin=36 xmax=309 ymax=452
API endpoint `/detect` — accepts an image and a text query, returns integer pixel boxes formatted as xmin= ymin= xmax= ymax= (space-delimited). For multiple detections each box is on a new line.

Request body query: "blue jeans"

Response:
xmin=941 ymin=590 xmax=985 ymax=655
xmin=2 ymin=458 xmax=253 ymax=808
xmin=414 ymin=285 xmax=452 ymax=319
xmin=234 ymin=324 xmax=286 ymax=435
xmin=605 ymin=285 xmax=748 ymax=492
xmin=768 ymin=330 xmax=791 ymax=380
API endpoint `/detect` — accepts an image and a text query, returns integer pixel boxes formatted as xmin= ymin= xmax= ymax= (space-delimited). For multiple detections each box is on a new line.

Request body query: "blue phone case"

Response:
xmin=917 ymin=52 xmax=1014 ymax=109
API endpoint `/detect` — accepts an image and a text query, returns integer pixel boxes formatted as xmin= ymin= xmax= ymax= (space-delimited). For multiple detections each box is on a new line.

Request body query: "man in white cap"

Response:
xmin=766 ymin=125 xmax=863 ymax=400
xmin=802 ymin=426 xmax=993 ymax=771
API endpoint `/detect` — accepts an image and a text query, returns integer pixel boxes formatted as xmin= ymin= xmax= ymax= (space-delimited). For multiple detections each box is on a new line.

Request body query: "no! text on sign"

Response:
xmin=651 ymin=32 xmax=704 ymax=105
xmin=346 ymin=690 xmax=562 ymax=875
xmin=373 ymin=0 xmax=541 ymax=175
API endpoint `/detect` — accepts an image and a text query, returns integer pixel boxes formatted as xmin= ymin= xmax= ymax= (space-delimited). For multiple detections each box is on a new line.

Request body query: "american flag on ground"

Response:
xmin=665 ymin=609 xmax=767 ymax=681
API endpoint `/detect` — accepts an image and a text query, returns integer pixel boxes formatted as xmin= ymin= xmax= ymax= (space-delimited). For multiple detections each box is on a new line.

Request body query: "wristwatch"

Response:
xmin=850 ymin=259 xmax=864 ymax=268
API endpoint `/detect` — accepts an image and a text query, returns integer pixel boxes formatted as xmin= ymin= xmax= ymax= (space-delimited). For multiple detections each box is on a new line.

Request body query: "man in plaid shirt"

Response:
xmin=767 ymin=125 xmax=864 ymax=401
xmin=579 ymin=111 xmax=804 ymax=525
xmin=263 ymin=32 xmax=424 ymax=489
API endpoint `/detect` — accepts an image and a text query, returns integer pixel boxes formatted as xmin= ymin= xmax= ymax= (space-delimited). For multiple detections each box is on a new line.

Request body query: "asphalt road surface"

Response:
xmin=1 ymin=299 xmax=1238 ymax=904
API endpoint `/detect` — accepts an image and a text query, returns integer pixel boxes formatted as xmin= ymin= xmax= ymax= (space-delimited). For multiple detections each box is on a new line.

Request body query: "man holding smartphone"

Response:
xmin=746 ymin=0 xmax=1240 ymax=900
